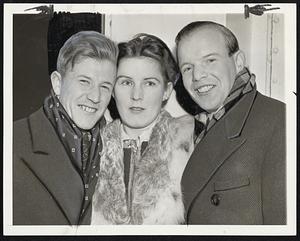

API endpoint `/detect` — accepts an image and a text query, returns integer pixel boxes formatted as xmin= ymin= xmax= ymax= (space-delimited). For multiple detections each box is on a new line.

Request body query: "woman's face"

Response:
xmin=114 ymin=56 xmax=172 ymax=130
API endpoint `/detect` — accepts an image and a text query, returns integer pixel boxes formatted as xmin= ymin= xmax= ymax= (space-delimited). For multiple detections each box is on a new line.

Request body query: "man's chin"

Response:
xmin=200 ymin=103 xmax=221 ymax=113
xmin=193 ymin=96 xmax=220 ymax=113
xmin=74 ymin=120 xmax=96 ymax=131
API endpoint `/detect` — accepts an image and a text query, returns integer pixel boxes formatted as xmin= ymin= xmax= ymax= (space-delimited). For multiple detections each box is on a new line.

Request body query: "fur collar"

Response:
xmin=92 ymin=110 xmax=194 ymax=224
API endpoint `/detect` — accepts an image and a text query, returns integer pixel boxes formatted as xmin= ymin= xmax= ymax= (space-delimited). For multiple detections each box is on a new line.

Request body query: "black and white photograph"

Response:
xmin=3 ymin=3 xmax=296 ymax=236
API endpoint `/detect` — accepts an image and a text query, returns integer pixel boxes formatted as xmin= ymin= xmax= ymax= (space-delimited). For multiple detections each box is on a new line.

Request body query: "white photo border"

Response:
xmin=3 ymin=3 xmax=297 ymax=236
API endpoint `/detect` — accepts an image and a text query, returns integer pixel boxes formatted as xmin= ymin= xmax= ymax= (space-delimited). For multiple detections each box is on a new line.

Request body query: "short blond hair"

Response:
xmin=56 ymin=31 xmax=118 ymax=76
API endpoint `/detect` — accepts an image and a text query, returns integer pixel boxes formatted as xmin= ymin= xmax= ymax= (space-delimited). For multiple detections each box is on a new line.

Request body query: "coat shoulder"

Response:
xmin=14 ymin=116 xmax=30 ymax=138
xmin=13 ymin=108 xmax=46 ymax=153
xmin=255 ymin=92 xmax=285 ymax=114
xmin=253 ymin=92 xmax=285 ymax=125
xmin=14 ymin=116 xmax=32 ymax=155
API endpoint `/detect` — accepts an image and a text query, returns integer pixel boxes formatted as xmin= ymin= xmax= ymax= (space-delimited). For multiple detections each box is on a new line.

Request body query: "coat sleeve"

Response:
xmin=261 ymin=107 xmax=286 ymax=224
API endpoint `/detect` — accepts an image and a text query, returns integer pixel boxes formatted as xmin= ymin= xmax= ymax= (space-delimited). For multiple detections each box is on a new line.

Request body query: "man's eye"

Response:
xmin=121 ymin=80 xmax=133 ymax=86
xmin=207 ymin=58 xmax=216 ymax=63
xmin=79 ymin=79 xmax=90 ymax=85
xmin=182 ymin=67 xmax=192 ymax=73
xmin=101 ymin=85 xmax=111 ymax=91
xmin=145 ymin=81 xmax=156 ymax=87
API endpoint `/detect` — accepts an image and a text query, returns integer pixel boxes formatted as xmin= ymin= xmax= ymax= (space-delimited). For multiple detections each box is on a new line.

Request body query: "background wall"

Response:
xmin=107 ymin=14 xmax=226 ymax=53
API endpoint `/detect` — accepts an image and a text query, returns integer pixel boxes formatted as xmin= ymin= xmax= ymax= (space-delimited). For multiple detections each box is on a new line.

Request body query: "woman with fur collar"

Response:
xmin=91 ymin=34 xmax=194 ymax=225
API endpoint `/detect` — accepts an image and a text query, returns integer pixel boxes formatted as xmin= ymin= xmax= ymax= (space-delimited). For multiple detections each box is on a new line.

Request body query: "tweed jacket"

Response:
xmin=91 ymin=111 xmax=194 ymax=225
xmin=181 ymin=89 xmax=286 ymax=224
xmin=13 ymin=107 xmax=99 ymax=225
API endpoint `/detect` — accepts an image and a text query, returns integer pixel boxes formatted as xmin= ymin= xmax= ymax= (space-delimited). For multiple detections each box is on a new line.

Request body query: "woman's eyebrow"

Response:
xmin=116 ymin=75 xmax=132 ymax=80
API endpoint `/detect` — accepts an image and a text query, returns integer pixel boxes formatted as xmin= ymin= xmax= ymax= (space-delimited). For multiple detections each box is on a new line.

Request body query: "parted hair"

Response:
xmin=117 ymin=33 xmax=179 ymax=86
xmin=175 ymin=21 xmax=239 ymax=57
xmin=56 ymin=31 xmax=118 ymax=76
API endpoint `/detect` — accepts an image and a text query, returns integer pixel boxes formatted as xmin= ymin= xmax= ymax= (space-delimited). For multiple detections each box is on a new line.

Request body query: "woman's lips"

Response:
xmin=129 ymin=106 xmax=145 ymax=113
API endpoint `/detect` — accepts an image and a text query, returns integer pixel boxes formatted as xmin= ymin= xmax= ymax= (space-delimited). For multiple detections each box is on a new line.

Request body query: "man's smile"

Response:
xmin=78 ymin=104 xmax=97 ymax=113
xmin=195 ymin=84 xmax=216 ymax=94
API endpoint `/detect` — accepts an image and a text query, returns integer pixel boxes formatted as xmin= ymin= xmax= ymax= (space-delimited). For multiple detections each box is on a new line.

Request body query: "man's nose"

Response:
xmin=193 ymin=65 xmax=208 ymax=82
xmin=87 ymin=87 xmax=100 ymax=103
xmin=131 ymin=85 xmax=143 ymax=101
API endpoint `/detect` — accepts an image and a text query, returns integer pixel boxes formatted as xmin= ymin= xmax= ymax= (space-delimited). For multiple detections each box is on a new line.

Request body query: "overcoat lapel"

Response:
xmin=23 ymin=108 xmax=84 ymax=225
xmin=181 ymin=90 xmax=257 ymax=220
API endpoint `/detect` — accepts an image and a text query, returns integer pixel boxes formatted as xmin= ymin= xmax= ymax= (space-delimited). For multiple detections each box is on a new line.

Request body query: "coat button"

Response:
xmin=211 ymin=193 xmax=220 ymax=206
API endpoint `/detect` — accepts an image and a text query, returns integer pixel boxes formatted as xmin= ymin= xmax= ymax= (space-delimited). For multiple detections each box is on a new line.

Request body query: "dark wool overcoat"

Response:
xmin=181 ymin=89 xmax=286 ymax=224
xmin=13 ymin=108 xmax=94 ymax=225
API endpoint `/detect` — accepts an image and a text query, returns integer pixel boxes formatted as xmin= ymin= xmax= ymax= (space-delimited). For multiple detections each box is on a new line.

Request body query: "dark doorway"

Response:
xmin=13 ymin=14 xmax=51 ymax=121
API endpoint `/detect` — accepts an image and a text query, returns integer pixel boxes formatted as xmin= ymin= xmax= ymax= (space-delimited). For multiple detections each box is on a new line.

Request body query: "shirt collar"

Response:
xmin=120 ymin=117 xmax=158 ymax=148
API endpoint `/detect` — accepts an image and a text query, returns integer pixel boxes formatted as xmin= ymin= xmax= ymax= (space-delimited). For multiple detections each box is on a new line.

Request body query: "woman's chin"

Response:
xmin=126 ymin=122 xmax=152 ymax=130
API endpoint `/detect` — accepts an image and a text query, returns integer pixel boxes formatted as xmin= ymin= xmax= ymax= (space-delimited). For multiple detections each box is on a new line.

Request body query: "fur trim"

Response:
xmin=91 ymin=119 xmax=130 ymax=224
xmin=92 ymin=111 xmax=194 ymax=225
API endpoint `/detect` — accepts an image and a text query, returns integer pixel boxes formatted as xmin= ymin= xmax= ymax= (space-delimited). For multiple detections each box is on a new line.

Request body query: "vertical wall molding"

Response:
xmin=265 ymin=14 xmax=273 ymax=97
xmin=104 ymin=14 xmax=112 ymax=38
xmin=270 ymin=14 xmax=285 ymax=102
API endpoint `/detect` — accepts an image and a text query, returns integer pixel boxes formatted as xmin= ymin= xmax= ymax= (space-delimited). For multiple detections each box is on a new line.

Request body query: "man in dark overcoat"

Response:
xmin=176 ymin=21 xmax=286 ymax=224
xmin=13 ymin=31 xmax=118 ymax=225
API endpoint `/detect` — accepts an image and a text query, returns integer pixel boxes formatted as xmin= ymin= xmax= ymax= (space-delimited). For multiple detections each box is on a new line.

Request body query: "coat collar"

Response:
xmin=25 ymin=108 xmax=84 ymax=225
xmin=181 ymin=89 xmax=257 ymax=221
xmin=30 ymin=107 xmax=60 ymax=153
xmin=224 ymin=88 xmax=257 ymax=139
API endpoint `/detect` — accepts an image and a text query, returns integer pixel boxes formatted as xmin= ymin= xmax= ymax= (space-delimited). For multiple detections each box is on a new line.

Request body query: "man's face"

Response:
xmin=177 ymin=28 xmax=238 ymax=113
xmin=53 ymin=58 xmax=116 ymax=130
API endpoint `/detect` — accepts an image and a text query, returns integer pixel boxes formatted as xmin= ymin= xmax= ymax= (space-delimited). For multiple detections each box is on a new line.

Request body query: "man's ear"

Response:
xmin=163 ymin=82 xmax=173 ymax=101
xmin=233 ymin=50 xmax=246 ymax=73
xmin=50 ymin=71 xmax=62 ymax=96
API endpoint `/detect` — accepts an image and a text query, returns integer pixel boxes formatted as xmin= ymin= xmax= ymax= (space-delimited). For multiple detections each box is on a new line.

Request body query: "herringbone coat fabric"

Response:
xmin=181 ymin=89 xmax=286 ymax=224
xmin=13 ymin=108 xmax=99 ymax=225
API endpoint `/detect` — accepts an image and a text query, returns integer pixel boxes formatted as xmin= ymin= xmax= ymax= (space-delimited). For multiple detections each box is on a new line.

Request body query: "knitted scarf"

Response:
xmin=194 ymin=67 xmax=256 ymax=144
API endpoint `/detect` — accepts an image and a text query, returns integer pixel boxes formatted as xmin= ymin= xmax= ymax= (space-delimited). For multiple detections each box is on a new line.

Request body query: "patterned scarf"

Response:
xmin=43 ymin=90 xmax=106 ymax=221
xmin=194 ymin=67 xmax=256 ymax=144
